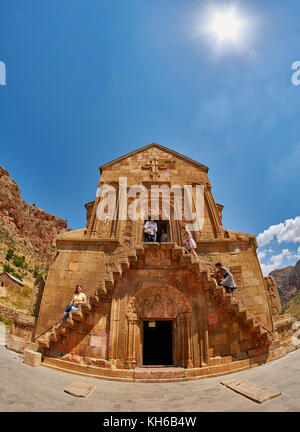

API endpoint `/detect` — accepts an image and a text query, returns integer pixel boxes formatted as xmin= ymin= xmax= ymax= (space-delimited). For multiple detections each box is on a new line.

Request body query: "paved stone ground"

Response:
xmin=0 ymin=345 xmax=300 ymax=412
xmin=0 ymin=323 xmax=6 ymax=346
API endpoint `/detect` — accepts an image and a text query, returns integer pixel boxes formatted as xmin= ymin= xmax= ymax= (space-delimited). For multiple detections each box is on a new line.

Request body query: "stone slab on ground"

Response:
xmin=7 ymin=335 xmax=26 ymax=353
xmin=64 ymin=382 xmax=95 ymax=398
xmin=24 ymin=349 xmax=42 ymax=367
xmin=134 ymin=367 xmax=185 ymax=379
xmin=7 ymin=335 xmax=38 ymax=353
xmin=220 ymin=378 xmax=281 ymax=404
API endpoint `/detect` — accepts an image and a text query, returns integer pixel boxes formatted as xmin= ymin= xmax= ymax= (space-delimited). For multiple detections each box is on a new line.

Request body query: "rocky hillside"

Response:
xmin=283 ymin=290 xmax=300 ymax=320
xmin=270 ymin=260 xmax=300 ymax=306
xmin=0 ymin=166 xmax=67 ymax=277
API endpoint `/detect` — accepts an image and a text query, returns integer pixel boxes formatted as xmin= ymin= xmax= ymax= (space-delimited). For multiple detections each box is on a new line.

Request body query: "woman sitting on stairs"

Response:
xmin=59 ymin=284 xmax=87 ymax=324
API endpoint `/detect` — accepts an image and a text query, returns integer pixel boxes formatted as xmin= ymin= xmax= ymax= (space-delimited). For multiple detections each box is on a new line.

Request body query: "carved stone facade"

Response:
xmin=264 ymin=276 xmax=283 ymax=321
xmin=33 ymin=144 xmax=298 ymax=381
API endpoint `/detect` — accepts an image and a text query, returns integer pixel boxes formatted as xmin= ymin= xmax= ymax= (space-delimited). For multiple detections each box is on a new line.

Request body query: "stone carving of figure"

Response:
xmin=127 ymin=296 xmax=137 ymax=318
xmin=152 ymin=294 xmax=163 ymax=317
xmin=139 ymin=299 xmax=151 ymax=317
xmin=165 ymin=298 xmax=178 ymax=317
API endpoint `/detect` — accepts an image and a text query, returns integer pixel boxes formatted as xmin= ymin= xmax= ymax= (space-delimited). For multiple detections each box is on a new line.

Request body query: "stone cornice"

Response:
xmin=56 ymin=237 xmax=120 ymax=250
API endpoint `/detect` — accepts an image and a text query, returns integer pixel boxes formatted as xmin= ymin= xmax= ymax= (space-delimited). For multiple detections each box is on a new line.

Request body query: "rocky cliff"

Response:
xmin=0 ymin=166 xmax=67 ymax=270
xmin=270 ymin=260 xmax=300 ymax=306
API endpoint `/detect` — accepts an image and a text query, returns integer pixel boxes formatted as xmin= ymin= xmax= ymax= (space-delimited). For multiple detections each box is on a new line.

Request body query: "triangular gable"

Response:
xmin=99 ymin=143 xmax=209 ymax=174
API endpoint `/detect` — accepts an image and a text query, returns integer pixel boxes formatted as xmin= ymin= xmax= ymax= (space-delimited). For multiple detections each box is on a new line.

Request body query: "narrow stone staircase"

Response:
xmin=37 ymin=242 xmax=275 ymax=352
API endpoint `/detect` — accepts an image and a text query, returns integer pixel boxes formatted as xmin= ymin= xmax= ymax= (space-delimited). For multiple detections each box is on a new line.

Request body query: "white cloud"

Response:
xmin=260 ymin=248 xmax=294 ymax=275
xmin=257 ymin=217 xmax=300 ymax=275
xmin=257 ymin=250 xmax=266 ymax=260
xmin=260 ymin=263 xmax=277 ymax=275
xmin=257 ymin=216 xmax=300 ymax=247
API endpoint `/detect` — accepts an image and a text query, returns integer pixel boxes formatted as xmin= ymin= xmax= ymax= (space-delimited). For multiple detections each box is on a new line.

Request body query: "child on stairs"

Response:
xmin=181 ymin=225 xmax=198 ymax=261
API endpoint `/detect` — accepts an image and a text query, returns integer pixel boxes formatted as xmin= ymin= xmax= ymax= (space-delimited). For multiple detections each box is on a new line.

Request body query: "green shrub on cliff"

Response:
xmin=5 ymin=249 xmax=14 ymax=261
xmin=3 ymin=264 xmax=23 ymax=281
xmin=12 ymin=255 xmax=26 ymax=269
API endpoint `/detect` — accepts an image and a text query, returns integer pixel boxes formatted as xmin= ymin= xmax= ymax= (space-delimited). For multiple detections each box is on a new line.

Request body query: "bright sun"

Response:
xmin=211 ymin=11 xmax=241 ymax=40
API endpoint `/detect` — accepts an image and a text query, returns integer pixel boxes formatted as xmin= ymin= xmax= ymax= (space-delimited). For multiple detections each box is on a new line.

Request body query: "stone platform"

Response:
xmin=41 ymin=343 xmax=291 ymax=383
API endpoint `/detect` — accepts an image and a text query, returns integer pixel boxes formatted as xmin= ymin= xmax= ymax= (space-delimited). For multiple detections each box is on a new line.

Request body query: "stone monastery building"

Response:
xmin=35 ymin=144 xmax=297 ymax=381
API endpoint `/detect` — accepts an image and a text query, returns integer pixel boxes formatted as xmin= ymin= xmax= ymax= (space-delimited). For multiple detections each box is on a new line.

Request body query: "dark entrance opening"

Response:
xmin=156 ymin=221 xmax=170 ymax=242
xmin=143 ymin=220 xmax=171 ymax=242
xmin=143 ymin=320 xmax=173 ymax=366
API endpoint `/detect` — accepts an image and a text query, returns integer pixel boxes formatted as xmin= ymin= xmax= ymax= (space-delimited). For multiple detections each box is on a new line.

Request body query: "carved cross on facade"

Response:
xmin=142 ymin=157 xmax=168 ymax=179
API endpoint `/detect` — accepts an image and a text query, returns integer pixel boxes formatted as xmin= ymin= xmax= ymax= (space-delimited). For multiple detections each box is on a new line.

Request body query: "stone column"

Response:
xmin=203 ymin=290 xmax=211 ymax=366
xmin=179 ymin=313 xmax=193 ymax=368
xmin=124 ymin=313 xmax=138 ymax=369
xmin=179 ymin=315 xmax=185 ymax=367
xmin=186 ymin=314 xmax=193 ymax=368
xmin=108 ymin=297 xmax=120 ymax=365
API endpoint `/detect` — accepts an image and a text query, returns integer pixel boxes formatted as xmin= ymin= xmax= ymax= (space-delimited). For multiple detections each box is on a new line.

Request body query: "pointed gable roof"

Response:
xmin=99 ymin=143 xmax=209 ymax=174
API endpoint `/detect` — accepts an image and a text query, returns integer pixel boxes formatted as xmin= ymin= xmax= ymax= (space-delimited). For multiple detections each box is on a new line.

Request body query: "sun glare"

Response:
xmin=211 ymin=11 xmax=241 ymax=40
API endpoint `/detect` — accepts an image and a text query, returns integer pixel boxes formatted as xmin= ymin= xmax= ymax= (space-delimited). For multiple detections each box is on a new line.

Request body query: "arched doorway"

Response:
xmin=143 ymin=320 xmax=173 ymax=365
xmin=134 ymin=286 xmax=193 ymax=368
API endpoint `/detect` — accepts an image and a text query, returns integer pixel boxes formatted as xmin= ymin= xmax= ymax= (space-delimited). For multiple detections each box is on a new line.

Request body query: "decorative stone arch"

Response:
xmin=123 ymin=285 xmax=193 ymax=369
xmin=135 ymin=285 xmax=192 ymax=319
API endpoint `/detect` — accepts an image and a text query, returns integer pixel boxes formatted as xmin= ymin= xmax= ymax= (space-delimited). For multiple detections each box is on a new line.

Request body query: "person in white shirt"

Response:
xmin=144 ymin=220 xmax=157 ymax=242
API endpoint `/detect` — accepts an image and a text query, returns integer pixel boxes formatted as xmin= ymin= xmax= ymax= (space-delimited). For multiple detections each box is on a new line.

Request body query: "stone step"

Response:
xmin=61 ymin=317 xmax=75 ymax=329
xmin=48 ymin=331 xmax=58 ymax=343
xmin=119 ymin=259 xmax=130 ymax=271
xmin=112 ymin=268 xmax=122 ymax=279
xmin=239 ymin=309 xmax=250 ymax=321
xmin=174 ymin=245 xmax=185 ymax=252
xmin=223 ymin=303 xmax=239 ymax=313
xmin=127 ymin=253 xmax=137 ymax=263
xmin=70 ymin=310 xmax=84 ymax=321
xmin=89 ymin=295 xmax=100 ymax=305
xmin=38 ymin=337 xmax=49 ymax=349
xmin=104 ymin=278 xmax=114 ymax=290
xmin=172 ymin=246 xmax=185 ymax=259
xmin=81 ymin=303 xmax=92 ymax=313
xmin=209 ymin=278 xmax=270 ymax=341
xmin=181 ymin=255 xmax=193 ymax=268
xmin=259 ymin=327 xmax=267 ymax=336
xmin=136 ymin=245 xmax=146 ymax=253
xmin=133 ymin=367 xmax=186 ymax=380
xmin=96 ymin=286 xmax=106 ymax=297
xmin=159 ymin=242 xmax=177 ymax=250
xmin=191 ymin=261 xmax=202 ymax=273
xmin=55 ymin=323 xmax=69 ymax=336
xmin=96 ymin=281 xmax=107 ymax=295
xmin=104 ymin=272 xmax=114 ymax=284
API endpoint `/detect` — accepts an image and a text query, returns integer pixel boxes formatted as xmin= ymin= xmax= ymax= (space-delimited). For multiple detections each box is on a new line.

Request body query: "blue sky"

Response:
xmin=0 ymin=0 xmax=299 ymax=273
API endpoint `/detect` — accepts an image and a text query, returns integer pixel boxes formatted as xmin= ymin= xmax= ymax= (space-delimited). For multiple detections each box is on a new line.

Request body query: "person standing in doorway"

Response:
xmin=160 ymin=228 xmax=168 ymax=242
xmin=144 ymin=220 xmax=158 ymax=242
